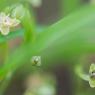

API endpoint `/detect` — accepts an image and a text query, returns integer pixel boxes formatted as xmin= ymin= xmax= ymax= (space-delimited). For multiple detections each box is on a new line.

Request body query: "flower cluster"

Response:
xmin=0 ymin=12 xmax=20 ymax=35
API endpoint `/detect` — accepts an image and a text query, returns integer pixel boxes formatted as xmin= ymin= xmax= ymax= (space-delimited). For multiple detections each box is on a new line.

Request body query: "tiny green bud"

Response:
xmin=31 ymin=56 xmax=41 ymax=66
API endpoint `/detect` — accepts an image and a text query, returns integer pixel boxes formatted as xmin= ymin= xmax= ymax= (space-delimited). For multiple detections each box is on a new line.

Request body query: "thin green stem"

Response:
xmin=0 ymin=72 xmax=12 ymax=95
xmin=21 ymin=4 xmax=36 ymax=44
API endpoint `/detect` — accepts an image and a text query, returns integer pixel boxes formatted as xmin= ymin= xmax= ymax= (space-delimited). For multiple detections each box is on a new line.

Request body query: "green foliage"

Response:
xmin=1 ymin=4 xmax=95 ymax=75
xmin=0 ymin=0 xmax=95 ymax=94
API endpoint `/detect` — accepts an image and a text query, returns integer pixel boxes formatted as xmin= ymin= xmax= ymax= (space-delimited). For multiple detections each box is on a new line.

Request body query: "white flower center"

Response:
xmin=0 ymin=12 xmax=20 ymax=35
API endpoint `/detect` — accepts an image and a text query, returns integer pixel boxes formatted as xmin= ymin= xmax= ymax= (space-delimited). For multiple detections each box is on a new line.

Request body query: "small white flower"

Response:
xmin=31 ymin=56 xmax=41 ymax=66
xmin=0 ymin=12 xmax=20 ymax=35
xmin=88 ymin=63 xmax=95 ymax=88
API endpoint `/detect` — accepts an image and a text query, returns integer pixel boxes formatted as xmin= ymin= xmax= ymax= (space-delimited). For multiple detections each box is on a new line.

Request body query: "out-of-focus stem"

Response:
xmin=21 ymin=4 xmax=36 ymax=44
xmin=0 ymin=42 xmax=8 ymax=65
xmin=0 ymin=42 xmax=9 ymax=95
xmin=61 ymin=0 xmax=80 ymax=16
xmin=0 ymin=72 xmax=12 ymax=95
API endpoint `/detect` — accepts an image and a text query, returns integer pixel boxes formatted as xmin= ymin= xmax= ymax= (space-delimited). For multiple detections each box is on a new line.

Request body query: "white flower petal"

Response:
xmin=4 ymin=16 xmax=12 ymax=26
xmin=0 ymin=12 xmax=6 ymax=24
xmin=0 ymin=12 xmax=20 ymax=36
xmin=0 ymin=26 xmax=10 ymax=35
xmin=89 ymin=63 xmax=95 ymax=73
xmin=11 ymin=18 xmax=20 ymax=26
xmin=89 ymin=79 xmax=95 ymax=88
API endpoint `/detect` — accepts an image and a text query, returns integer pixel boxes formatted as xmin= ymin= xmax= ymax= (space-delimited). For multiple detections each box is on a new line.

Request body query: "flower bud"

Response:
xmin=11 ymin=4 xmax=25 ymax=19
xmin=29 ymin=0 xmax=42 ymax=7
